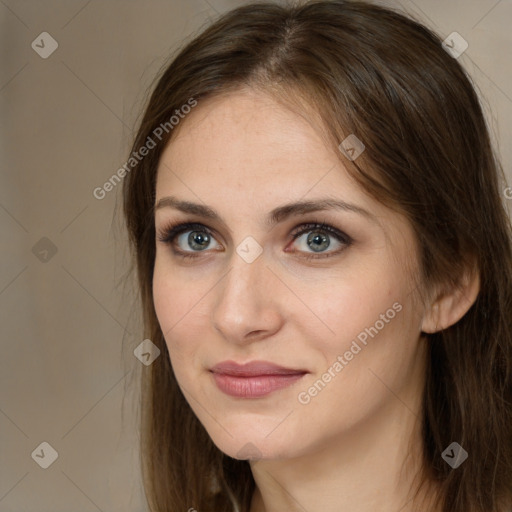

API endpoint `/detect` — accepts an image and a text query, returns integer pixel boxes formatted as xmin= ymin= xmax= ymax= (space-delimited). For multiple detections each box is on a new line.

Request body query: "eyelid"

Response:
xmin=156 ymin=221 xmax=215 ymax=244
xmin=155 ymin=219 xmax=353 ymax=259
xmin=290 ymin=222 xmax=352 ymax=244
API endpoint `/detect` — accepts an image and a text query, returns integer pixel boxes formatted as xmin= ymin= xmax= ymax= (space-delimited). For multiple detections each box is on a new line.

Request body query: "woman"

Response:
xmin=122 ymin=1 xmax=512 ymax=511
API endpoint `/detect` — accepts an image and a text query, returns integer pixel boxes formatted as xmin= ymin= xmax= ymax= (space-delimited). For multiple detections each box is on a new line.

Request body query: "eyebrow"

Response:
xmin=154 ymin=195 xmax=381 ymax=228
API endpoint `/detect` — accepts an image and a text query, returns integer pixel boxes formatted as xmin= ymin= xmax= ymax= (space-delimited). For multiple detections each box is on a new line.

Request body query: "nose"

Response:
xmin=211 ymin=249 xmax=284 ymax=346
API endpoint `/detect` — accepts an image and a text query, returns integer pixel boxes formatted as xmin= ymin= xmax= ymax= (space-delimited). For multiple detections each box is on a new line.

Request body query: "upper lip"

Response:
xmin=210 ymin=360 xmax=308 ymax=377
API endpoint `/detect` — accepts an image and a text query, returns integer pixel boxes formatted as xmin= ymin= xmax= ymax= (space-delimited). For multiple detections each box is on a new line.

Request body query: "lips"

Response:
xmin=210 ymin=360 xmax=308 ymax=398
xmin=210 ymin=360 xmax=308 ymax=376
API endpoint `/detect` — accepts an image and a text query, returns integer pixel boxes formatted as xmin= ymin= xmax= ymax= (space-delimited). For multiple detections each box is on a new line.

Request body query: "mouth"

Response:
xmin=209 ymin=360 xmax=308 ymax=398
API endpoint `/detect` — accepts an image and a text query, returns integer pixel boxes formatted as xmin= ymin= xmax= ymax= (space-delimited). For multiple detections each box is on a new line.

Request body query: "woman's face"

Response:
xmin=153 ymin=88 xmax=428 ymax=461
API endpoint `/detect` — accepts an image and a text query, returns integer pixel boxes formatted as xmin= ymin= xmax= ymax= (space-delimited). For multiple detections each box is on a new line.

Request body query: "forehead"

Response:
xmin=155 ymin=89 xmax=372 ymax=209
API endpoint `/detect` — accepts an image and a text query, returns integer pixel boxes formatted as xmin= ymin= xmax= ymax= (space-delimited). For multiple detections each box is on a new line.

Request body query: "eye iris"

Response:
xmin=307 ymin=231 xmax=330 ymax=252
xmin=188 ymin=231 xmax=210 ymax=251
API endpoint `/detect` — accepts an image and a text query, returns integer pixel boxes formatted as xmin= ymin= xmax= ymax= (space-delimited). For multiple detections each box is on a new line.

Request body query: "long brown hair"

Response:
xmin=122 ymin=1 xmax=512 ymax=511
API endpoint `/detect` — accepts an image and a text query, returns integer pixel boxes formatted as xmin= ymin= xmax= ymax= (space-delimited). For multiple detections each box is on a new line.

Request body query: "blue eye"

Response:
xmin=156 ymin=221 xmax=352 ymax=260
xmin=156 ymin=222 xmax=219 ymax=259
xmin=289 ymin=222 xmax=352 ymax=260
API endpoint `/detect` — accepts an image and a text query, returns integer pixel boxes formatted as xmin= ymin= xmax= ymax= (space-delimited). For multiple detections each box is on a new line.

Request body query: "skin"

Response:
xmin=152 ymin=87 xmax=479 ymax=512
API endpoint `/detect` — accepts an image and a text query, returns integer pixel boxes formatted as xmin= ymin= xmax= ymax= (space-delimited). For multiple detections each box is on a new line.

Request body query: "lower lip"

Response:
xmin=211 ymin=372 xmax=306 ymax=398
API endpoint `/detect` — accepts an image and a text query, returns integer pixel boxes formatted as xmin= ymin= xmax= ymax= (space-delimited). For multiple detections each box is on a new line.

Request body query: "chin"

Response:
xmin=204 ymin=424 xmax=298 ymax=461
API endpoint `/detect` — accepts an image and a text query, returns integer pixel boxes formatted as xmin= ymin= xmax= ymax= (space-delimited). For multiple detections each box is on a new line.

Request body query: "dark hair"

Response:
xmin=122 ymin=1 xmax=512 ymax=511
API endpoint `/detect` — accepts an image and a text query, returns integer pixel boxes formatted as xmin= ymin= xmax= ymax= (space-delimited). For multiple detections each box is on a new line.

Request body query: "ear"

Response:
xmin=421 ymin=264 xmax=480 ymax=334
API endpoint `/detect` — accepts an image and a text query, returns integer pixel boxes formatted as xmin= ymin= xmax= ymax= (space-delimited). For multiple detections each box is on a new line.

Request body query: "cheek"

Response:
xmin=152 ymin=264 xmax=202 ymax=364
xmin=152 ymin=266 xmax=176 ymax=337
xmin=291 ymin=266 xmax=399 ymax=355
xmin=296 ymin=268 xmax=417 ymax=388
xmin=293 ymin=301 xmax=420 ymax=439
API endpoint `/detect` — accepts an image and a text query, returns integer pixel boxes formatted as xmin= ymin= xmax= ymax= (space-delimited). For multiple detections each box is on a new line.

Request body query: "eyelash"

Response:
xmin=155 ymin=221 xmax=353 ymax=261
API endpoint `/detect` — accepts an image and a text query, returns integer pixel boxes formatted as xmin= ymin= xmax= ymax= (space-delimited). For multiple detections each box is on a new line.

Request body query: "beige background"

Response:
xmin=1 ymin=0 xmax=511 ymax=511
